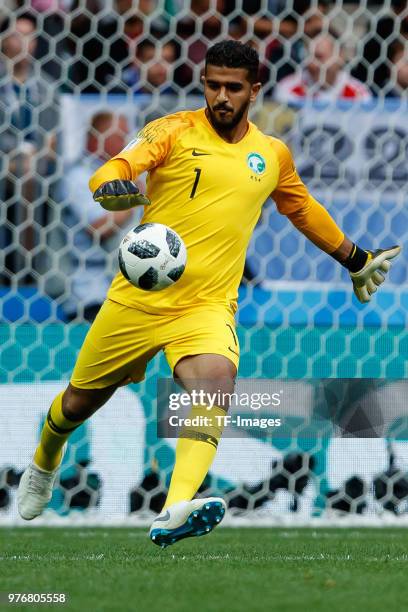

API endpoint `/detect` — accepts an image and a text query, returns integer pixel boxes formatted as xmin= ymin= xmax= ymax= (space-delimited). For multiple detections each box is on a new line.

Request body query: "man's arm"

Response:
xmin=331 ymin=237 xmax=354 ymax=261
xmin=270 ymin=139 xmax=401 ymax=303
xmin=66 ymin=164 xmax=135 ymax=239
xmin=287 ymin=198 xmax=401 ymax=303
xmin=89 ymin=114 xmax=193 ymax=211
xmin=90 ymin=159 xmax=150 ymax=211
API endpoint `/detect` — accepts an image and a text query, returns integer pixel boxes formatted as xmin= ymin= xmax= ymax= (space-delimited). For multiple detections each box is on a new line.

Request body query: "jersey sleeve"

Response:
xmin=112 ymin=113 xmax=192 ymax=178
xmin=288 ymin=195 xmax=344 ymax=253
xmin=88 ymin=112 xmax=193 ymax=194
xmin=270 ymin=138 xmax=310 ymax=214
xmin=88 ymin=159 xmax=130 ymax=195
xmin=270 ymin=138 xmax=344 ymax=253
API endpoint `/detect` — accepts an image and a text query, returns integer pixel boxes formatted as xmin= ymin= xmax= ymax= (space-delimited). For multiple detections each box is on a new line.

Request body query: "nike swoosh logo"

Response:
xmin=155 ymin=510 xmax=170 ymax=522
xmin=192 ymin=149 xmax=210 ymax=156
xmin=228 ymin=346 xmax=239 ymax=357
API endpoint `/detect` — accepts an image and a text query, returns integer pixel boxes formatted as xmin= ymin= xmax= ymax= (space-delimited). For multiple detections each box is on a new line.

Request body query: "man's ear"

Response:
xmin=250 ymin=81 xmax=262 ymax=103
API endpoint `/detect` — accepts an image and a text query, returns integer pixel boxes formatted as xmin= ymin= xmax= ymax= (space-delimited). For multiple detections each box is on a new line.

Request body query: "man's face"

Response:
xmin=146 ymin=43 xmax=175 ymax=87
xmin=89 ymin=115 xmax=129 ymax=159
xmin=103 ymin=115 xmax=129 ymax=158
xmin=307 ymin=36 xmax=341 ymax=86
xmin=2 ymin=18 xmax=37 ymax=61
xmin=203 ymin=64 xmax=260 ymax=132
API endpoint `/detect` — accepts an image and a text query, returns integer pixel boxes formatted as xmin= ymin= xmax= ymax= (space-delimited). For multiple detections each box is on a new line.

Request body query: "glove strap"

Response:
xmin=342 ymin=244 xmax=370 ymax=273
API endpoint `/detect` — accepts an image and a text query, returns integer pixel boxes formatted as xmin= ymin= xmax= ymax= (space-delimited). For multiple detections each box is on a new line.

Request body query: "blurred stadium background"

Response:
xmin=0 ymin=0 xmax=407 ymax=525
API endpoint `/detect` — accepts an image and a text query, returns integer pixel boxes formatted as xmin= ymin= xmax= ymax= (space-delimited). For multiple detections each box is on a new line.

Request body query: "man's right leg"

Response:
xmin=34 ymin=383 xmax=118 ymax=472
xmin=18 ymin=299 xmax=160 ymax=520
xmin=18 ymin=383 xmax=118 ymax=520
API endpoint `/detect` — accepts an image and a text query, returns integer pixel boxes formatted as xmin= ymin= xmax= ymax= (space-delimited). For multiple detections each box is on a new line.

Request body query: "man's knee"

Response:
xmin=175 ymin=354 xmax=237 ymax=410
xmin=200 ymin=359 xmax=236 ymax=401
xmin=175 ymin=354 xmax=236 ymax=382
xmin=197 ymin=370 xmax=236 ymax=411
xmin=210 ymin=360 xmax=236 ymax=382
xmin=209 ymin=375 xmax=235 ymax=410
xmin=62 ymin=383 xmax=117 ymax=421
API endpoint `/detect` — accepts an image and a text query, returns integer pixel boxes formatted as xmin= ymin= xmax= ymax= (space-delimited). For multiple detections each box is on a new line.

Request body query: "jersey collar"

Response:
xmin=198 ymin=107 xmax=254 ymax=146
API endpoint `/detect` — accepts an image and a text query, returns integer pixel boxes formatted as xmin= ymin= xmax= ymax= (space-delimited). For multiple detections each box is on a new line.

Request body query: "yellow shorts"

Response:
xmin=70 ymin=298 xmax=240 ymax=389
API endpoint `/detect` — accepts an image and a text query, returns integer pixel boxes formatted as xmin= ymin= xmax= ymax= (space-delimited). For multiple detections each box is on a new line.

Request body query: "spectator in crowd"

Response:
xmin=274 ymin=32 xmax=372 ymax=104
xmin=258 ymin=1 xmax=329 ymax=95
xmin=0 ymin=12 xmax=52 ymax=159
xmin=66 ymin=0 xmax=117 ymax=92
xmin=176 ymin=2 xmax=240 ymax=70
xmin=0 ymin=11 xmax=58 ymax=281
xmin=352 ymin=0 xmax=408 ymax=95
xmin=173 ymin=0 xmax=227 ymax=90
xmin=120 ymin=39 xmax=178 ymax=94
xmin=387 ymin=39 xmax=408 ymax=97
xmin=62 ymin=111 xmax=137 ymax=321
xmin=100 ymin=0 xmax=167 ymax=47
xmin=257 ymin=15 xmax=300 ymax=94
xmin=254 ymin=0 xmax=328 ymax=41
xmin=66 ymin=0 xmax=169 ymax=92
xmin=22 ymin=0 xmax=67 ymax=81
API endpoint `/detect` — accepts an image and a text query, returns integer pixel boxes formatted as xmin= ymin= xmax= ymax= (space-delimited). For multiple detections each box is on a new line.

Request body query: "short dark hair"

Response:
xmin=205 ymin=40 xmax=259 ymax=84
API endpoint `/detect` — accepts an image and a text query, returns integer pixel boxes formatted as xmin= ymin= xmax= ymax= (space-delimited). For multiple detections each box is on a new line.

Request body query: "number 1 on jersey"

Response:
xmin=190 ymin=168 xmax=201 ymax=199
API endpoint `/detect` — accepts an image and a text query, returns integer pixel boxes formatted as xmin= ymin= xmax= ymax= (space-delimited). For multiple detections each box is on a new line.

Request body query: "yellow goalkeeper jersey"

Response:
xmin=89 ymin=108 xmax=343 ymax=314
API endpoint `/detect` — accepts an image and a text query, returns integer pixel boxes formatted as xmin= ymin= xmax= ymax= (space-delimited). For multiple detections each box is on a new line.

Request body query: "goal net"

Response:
xmin=0 ymin=0 xmax=407 ymax=525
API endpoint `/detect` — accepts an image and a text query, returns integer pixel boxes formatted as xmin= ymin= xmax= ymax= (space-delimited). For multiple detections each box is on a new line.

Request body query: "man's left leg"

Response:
xmin=150 ymin=353 xmax=236 ymax=547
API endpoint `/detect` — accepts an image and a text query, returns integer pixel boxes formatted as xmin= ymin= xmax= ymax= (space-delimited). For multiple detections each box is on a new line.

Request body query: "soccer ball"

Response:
xmin=118 ymin=223 xmax=187 ymax=291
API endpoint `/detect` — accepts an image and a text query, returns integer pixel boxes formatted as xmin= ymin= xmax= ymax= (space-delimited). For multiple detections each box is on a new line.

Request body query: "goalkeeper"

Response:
xmin=18 ymin=40 xmax=400 ymax=547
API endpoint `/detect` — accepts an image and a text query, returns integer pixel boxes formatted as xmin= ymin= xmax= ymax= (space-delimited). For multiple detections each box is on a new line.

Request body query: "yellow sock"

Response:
xmin=33 ymin=391 xmax=84 ymax=472
xmin=164 ymin=405 xmax=226 ymax=509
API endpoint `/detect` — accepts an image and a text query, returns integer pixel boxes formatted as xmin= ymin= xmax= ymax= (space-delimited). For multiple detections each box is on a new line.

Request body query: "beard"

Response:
xmin=205 ymin=97 xmax=250 ymax=133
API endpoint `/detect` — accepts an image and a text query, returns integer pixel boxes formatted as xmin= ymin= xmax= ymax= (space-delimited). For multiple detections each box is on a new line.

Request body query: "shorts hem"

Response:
xmin=69 ymin=373 xmax=145 ymax=390
xmin=168 ymin=350 xmax=239 ymax=374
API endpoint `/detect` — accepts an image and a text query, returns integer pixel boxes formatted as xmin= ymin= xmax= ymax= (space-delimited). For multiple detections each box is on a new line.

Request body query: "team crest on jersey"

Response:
xmin=247 ymin=152 xmax=266 ymax=175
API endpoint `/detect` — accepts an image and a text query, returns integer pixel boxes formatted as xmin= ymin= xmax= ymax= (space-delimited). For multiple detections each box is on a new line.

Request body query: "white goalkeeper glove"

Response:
xmin=349 ymin=246 xmax=401 ymax=303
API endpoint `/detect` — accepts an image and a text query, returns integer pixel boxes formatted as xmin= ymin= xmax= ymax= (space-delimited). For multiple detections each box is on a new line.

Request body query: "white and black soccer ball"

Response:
xmin=118 ymin=223 xmax=187 ymax=291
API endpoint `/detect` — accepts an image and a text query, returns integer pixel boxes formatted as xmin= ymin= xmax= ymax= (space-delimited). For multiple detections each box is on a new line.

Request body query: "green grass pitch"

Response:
xmin=1 ymin=527 xmax=408 ymax=612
